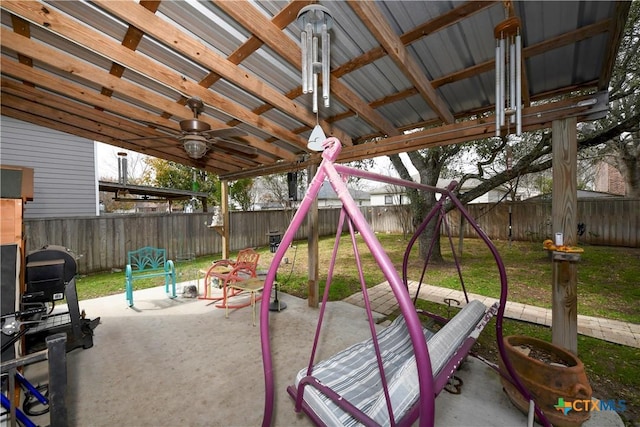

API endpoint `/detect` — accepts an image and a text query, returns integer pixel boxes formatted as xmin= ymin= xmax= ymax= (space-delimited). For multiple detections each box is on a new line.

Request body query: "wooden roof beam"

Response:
xmin=2 ymin=0 xmax=308 ymax=153
xmin=598 ymin=1 xmax=631 ymax=91
xmin=0 ymin=91 xmax=243 ymax=173
xmin=98 ymin=1 xmax=161 ymax=100
xmin=220 ymin=92 xmax=608 ymax=179
xmin=2 ymin=67 xmax=279 ymax=173
xmin=0 ymin=104 xmax=240 ymax=173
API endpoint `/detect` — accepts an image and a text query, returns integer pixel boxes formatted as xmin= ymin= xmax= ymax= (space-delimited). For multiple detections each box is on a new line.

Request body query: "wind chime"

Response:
xmin=494 ymin=15 xmax=522 ymax=137
xmin=297 ymin=4 xmax=333 ymax=151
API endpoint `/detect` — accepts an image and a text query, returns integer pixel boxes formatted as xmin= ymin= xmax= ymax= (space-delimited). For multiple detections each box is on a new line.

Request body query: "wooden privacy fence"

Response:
xmin=24 ymin=208 xmax=365 ymax=274
xmin=451 ymin=198 xmax=639 ymax=247
xmin=24 ymin=198 xmax=637 ymax=274
xmin=368 ymin=198 xmax=639 ymax=247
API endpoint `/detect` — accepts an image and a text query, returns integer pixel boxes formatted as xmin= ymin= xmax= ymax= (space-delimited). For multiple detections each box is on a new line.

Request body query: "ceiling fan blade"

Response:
xmin=122 ymin=135 xmax=176 ymax=142
xmin=138 ymin=120 xmax=181 ymax=134
xmin=210 ymin=138 xmax=258 ymax=156
xmin=201 ymin=128 xmax=248 ymax=139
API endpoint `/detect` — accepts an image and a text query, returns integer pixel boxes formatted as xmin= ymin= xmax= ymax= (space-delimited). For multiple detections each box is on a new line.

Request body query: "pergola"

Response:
xmin=98 ymin=180 xmax=210 ymax=211
xmin=1 ymin=1 xmax=630 ymax=353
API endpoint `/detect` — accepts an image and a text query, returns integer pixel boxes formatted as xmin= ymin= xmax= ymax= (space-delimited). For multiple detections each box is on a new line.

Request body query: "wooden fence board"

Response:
xmin=23 ymin=198 xmax=638 ymax=274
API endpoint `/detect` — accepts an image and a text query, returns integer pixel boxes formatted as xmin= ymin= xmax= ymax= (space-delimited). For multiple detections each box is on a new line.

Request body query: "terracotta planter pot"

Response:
xmin=499 ymin=335 xmax=592 ymax=427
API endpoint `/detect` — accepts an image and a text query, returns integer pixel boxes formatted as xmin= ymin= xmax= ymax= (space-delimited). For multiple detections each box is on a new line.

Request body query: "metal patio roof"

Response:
xmin=0 ymin=1 xmax=630 ymax=180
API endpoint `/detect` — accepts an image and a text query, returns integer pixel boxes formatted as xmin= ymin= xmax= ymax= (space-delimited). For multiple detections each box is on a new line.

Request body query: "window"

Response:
xmin=384 ymin=195 xmax=394 ymax=205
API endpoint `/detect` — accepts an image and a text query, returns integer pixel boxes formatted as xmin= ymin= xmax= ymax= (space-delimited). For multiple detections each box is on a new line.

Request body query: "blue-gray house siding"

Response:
xmin=1 ymin=115 xmax=98 ymax=218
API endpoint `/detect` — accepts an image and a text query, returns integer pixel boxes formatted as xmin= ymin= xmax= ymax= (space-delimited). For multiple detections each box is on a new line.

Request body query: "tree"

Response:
xmin=389 ymin=145 xmax=462 ymax=260
xmin=255 ymin=173 xmax=293 ymax=209
xmin=375 ymin=161 xmax=414 ymax=238
xmin=583 ymin=1 xmax=640 ymax=196
xmin=144 ymin=158 xmax=219 ymax=209
xmin=229 ymin=178 xmax=255 ymax=211
xmin=389 ymin=3 xmax=640 ymax=258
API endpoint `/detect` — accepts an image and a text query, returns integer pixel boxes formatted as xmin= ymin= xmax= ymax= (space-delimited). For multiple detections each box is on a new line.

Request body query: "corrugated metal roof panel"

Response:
xmin=325 ymin=2 xmax=382 ymax=65
xmin=120 ymin=69 xmax=183 ymax=103
xmin=336 ymin=115 xmax=379 ymax=139
xmin=377 ymin=96 xmax=431 ymax=128
xmin=110 ymin=91 xmax=170 ymax=117
xmin=340 ymin=60 xmax=409 ymax=104
xmin=241 ymin=45 xmax=302 ymax=94
xmin=157 ymin=1 xmax=249 ymax=57
xmin=248 ymin=0 xmax=285 ymax=18
xmin=439 ymin=76 xmax=492 ymax=114
xmin=49 ymin=1 xmax=128 ymax=41
xmin=260 ymin=103 xmax=306 ymax=131
xmin=28 ymin=22 xmax=113 ymax=72
xmin=1 ymin=0 xmax=627 ymax=177
xmin=210 ymin=79 xmax=265 ymax=112
xmin=527 ymin=33 xmax=610 ymax=96
xmin=134 ymin=35 xmax=210 ymax=84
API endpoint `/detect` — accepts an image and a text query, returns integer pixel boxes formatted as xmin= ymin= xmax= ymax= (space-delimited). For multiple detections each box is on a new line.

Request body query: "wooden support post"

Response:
xmin=551 ymin=117 xmax=578 ymax=354
xmin=551 ymin=251 xmax=580 ymax=353
xmin=220 ymin=180 xmax=230 ymax=260
xmin=307 ymin=163 xmax=319 ymax=308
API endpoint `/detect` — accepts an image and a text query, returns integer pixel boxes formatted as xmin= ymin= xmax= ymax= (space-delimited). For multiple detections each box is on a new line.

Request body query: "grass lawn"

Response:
xmin=75 ymin=234 xmax=639 ymax=424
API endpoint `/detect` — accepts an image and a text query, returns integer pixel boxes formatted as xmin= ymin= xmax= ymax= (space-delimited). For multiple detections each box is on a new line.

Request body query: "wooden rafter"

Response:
xmin=98 ymin=1 xmax=161 ymax=100
xmin=349 ymin=1 xmax=455 ymax=125
xmin=1 ymin=1 xmax=304 ymax=160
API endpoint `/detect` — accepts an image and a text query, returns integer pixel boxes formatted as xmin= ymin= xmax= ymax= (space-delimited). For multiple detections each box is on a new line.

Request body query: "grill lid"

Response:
xmin=26 ymin=245 xmax=78 ymax=283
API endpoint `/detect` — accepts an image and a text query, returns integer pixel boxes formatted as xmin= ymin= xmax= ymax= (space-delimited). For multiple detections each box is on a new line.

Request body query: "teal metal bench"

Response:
xmin=125 ymin=246 xmax=177 ymax=307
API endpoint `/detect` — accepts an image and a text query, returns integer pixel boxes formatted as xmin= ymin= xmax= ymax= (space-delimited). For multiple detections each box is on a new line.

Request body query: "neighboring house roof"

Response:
xmin=525 ymin=190 xmax=625 ymax=201
xmin=369 ymin=177 xmax=506 ymax=194
xmin=318 ymin=181 xmax=370 ymax=201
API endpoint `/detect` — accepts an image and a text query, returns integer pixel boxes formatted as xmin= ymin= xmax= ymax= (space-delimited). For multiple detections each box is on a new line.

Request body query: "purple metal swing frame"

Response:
xmin=259 ymin=138 xmax=550 ymax=427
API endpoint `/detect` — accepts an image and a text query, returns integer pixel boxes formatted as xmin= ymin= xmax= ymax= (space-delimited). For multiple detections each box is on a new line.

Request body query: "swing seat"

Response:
xmin=262 ymin=140 xmax=546 ymax=427
xmin=289 ymin=299 xmax=490 ymax=427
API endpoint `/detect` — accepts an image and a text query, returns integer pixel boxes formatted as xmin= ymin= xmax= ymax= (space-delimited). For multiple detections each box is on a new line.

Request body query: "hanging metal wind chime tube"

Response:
xmin=312 ymin=34 xmax=318 ymax=113
xmin=321 ymin=24 xmax=330 ymax=108
xmin=298 ymin=5 xmax=332 ymax=113
xmin=306 ymin=22 xmax=313 ymax=94
xmin=495 ymin=16 xmax=522 ymax=137
xmin=515 ymin=32 xmax=522 ymax=135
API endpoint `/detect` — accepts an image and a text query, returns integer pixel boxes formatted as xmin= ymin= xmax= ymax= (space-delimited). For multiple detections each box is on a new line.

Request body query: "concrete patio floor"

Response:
xmin=22 ymin=282 xmax=624 ymax=427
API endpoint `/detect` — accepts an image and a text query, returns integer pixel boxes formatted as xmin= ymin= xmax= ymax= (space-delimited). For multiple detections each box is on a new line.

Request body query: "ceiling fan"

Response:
xmin=126 ymin=97 xmax=258 ymax=159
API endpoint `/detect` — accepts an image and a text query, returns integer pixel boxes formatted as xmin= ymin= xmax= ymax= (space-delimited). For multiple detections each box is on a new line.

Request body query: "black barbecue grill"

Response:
xmin=24 ymin=245 xmax=76 ymax=303
xmin=21 ymin=245 xmax=99 ymax=353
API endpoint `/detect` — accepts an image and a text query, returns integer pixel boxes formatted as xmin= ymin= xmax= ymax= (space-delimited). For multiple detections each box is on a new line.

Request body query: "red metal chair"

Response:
xmin=198 ymin=248 xmax=260 ymax=304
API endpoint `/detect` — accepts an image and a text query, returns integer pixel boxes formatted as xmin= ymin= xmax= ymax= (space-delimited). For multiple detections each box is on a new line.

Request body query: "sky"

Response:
xmin=96 ymin=142 xmax=149 ymax=181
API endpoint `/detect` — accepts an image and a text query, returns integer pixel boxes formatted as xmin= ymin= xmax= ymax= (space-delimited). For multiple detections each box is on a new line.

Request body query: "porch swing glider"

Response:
xmin=259 ymin=138 xmax=549 ymax=427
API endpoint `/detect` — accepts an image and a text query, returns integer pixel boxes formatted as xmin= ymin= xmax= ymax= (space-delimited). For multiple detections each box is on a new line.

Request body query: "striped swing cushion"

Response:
xmin=294 ymin=300 xmax=487 ymax=426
